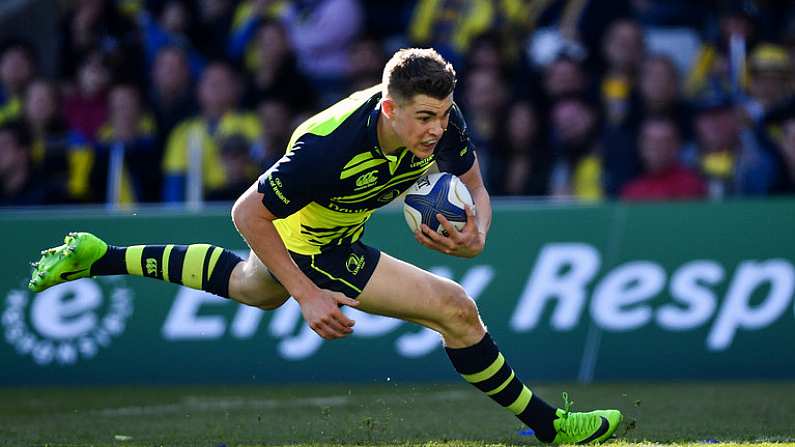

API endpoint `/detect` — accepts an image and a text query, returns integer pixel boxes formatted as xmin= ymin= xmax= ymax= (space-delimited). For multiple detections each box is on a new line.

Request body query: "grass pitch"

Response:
xmin=1 ymin=382 xmax=793 ymax=447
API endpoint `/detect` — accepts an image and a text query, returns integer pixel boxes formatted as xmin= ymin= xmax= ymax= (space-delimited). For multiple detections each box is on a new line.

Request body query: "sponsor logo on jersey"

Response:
xmin=268 ymin=174 xmax=290 ymax=204
xmin=355 ymin=170 xmax=379 ymax=189
xmin=410 ymin=154 xmax=435 ymax=168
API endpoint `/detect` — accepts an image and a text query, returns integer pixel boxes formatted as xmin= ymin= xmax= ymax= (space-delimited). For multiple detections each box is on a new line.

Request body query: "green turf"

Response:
xmin=1 ymin=382 xmax=793 ymax=447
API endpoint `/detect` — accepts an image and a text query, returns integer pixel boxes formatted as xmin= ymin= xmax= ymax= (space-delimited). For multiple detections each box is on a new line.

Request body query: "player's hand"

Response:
xmin=295 ymin=286 xmax=359 ymax=340
xmin=415 ymin=206 xmax=484 ymax=258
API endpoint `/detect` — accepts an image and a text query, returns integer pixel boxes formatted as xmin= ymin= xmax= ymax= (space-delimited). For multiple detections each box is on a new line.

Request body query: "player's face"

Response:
xmin=392 ymin=94 xmax=453 ymax=159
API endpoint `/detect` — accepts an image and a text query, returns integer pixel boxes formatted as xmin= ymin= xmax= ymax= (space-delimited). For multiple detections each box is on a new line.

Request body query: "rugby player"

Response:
xmin=29 ymin=48 xmax=622 ymax=444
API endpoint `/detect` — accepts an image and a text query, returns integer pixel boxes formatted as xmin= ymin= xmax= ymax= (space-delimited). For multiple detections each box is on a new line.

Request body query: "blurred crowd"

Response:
xmin=1 ymin=0 xmax=795 ymax=207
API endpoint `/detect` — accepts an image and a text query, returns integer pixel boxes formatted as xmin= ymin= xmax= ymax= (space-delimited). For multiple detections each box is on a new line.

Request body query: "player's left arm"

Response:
xmin=416 ymin=156 xmax=492 ymax=258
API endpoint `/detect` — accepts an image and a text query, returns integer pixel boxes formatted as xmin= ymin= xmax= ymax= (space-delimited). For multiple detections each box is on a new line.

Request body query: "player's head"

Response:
xmin=381 ymin=48 xmax=456 ymax=159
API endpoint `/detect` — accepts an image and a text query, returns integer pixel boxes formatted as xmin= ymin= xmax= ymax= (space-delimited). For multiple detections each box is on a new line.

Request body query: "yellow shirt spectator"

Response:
xmin=162 ymin=112 xmax=260 ymax=202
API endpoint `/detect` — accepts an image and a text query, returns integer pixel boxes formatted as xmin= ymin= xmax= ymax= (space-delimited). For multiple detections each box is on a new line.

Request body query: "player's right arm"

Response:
xmin=231 ymin=138 xmax=359 ymax=340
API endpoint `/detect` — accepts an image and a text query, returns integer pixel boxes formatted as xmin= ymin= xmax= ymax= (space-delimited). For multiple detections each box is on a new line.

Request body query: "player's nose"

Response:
xmin=429 ymin=123 xmax=443 ymax=138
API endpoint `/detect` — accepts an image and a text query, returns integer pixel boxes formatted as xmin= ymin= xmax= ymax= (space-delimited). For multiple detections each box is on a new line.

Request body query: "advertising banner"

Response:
xmin=2 ymin=199 xmax=794 ymax=385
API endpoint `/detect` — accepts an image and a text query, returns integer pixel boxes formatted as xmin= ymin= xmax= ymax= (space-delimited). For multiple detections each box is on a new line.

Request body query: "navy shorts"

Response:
xmin=287 ymin=241 xmax=381 ymax=298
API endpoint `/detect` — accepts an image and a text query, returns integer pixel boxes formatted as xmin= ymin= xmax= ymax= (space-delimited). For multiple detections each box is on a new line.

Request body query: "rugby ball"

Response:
xmin=404 ymin=173 xmax=474 ymax=236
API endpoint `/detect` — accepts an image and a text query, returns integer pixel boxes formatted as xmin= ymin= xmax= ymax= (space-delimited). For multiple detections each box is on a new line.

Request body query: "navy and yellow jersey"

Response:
xmin=258 ymin=85 xmax=476 ymax=255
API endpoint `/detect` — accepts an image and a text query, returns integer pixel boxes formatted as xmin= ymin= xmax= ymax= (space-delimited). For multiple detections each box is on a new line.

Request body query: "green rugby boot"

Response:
xmin=551 ymin=393 xmax=623 ymax=444
xmin=28 ymin=232 xmax=108 ymax=292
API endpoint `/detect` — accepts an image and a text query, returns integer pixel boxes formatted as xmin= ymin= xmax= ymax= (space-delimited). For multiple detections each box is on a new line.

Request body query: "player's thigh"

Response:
xmin=229 ymin=249 xmax=290 ymax=309
xmin=356 ymin=252 xmax=479 ymax=334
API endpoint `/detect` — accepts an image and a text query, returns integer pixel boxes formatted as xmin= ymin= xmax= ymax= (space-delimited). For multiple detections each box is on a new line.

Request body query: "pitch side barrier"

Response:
xmin=1 ymin=198 xmax=794 ymax=385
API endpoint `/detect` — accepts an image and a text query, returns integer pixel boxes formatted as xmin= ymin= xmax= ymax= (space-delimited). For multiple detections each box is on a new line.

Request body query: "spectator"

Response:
xmin=744 ymin=43 xmax=793 ymax=123
xmin=546 ymin=93 xmax=639 ymax=200
xmin=773 ymin=113 xmax=795 ymax=194
xmin=465 ymin=31 xmax=509 ymax=74
xmin=347 ymin=34 xmax=386 ymax=94
xmin=460 ymin=67 xmax=509 ymax=183
xmin=280 ymin=0 xmax=364 ymax=105
xmin=23 ymin=80 xmax=94 ymax=204
xmin=205 ymin=134 xmax=259 ymax=201
xmin=688 ymin=84 xmax=777 ymax=198
xmin=92 ymin=84 xmax=161 ymax=205
xmin=0 ymin=121 xmax=46 ymax=206
xmin=684 ymin=3 xmax=758 ymax=98
xmin=633 ymin=54 xmax=693 ymax=138
xmin=0 ymin=40 xmax=37 ymax=125
xmin=227 ymin=0 xmax=286 ymax=64
xmin=548 ymin=96 xmax=604 ymax=200
xmin=542 ymin=53 xmax=591 ymax=103
xmin=135 ymin=0 xmax=206 ymax=78
xmin=241 ymin=19 xmax=315 ymax=111
xmin=253 ymin=98 xmax=293 ymax=170
xmin=524 ymin=0 xmax=632 ymax=69
xmin=63 ymin=51 xmax=112 ymax=142
xmin=600 ymin=18 xmax=645 ymax=127
xmin=622 ymin=117 xmax=706 ymax=201
xmin=149 ymin=46 xmax=197 ymax=150
xmin=162 ymin=62 xmax=260 ymax=203
xmin=192 ymin=0 xmax=236 ymax=60
xmin=58 ymin=0 xmax=144 ymax=85
xmin=407 ymin=0 xmax=491 ymax=69
xmin=489 ymin=100 xmax=550 ymax=196
xmin=763 ymin=100 xmax=795 ymax=194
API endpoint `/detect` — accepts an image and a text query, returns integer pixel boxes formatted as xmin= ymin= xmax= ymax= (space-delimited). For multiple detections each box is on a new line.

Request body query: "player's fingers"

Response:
xmin=463 ymin=206 xmax=477 ymax=229
xmin=422 ymin=223 xmax=456 ymax=249
xmin=436 ymin=213 xmax=460 ymax=240
xmin=310 ymin=322 xmax=334 ymax=340
xmin=416 ymin=229 xmax=451 ymax=254
xmin=321 ymin=316 xmax=350 ymax=337
xmin=415 ymin=230 xmax=445 ymax=252
xmin=334 ymin=294 xmax=360 ymax=308
xmin=333 ymin=306 xmax=356 ymax=328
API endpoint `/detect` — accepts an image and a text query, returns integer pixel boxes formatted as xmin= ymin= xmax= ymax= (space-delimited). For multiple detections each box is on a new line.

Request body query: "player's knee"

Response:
xmin=229 ymin=260 xmax=285 ymax=309
xmin=438 ymin=282 xmax=481 ymax=333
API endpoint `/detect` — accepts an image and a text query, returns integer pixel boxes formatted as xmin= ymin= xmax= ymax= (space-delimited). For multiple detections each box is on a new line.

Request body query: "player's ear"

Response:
xmin=381 ymin=98 xmax=396 ymax=119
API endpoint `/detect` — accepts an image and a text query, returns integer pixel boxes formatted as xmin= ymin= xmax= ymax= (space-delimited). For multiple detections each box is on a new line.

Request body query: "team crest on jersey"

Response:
xmin=354 ymin=170 xmax=379 ymax=189
xmin=345 ymin=253 xmax=366 ymax=275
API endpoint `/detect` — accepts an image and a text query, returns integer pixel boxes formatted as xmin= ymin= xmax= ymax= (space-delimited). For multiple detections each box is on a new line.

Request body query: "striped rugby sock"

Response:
xmin=90 ymin=244 xmax=243 ymax=298
xmin=445 ymin=333 xmax=558 ymax=442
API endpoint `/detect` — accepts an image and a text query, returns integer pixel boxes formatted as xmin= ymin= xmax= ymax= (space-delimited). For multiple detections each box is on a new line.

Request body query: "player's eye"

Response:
xmin=418 ymin=116 xmax=431 ymax=123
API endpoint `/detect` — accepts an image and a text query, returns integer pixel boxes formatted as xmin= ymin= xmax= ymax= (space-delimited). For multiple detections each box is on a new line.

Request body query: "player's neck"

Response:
xmin=376 ymin=113 xmax=403 ymax=155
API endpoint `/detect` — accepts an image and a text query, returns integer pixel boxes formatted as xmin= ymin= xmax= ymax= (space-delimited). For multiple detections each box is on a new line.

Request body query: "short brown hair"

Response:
xmin=382 ymin=48 xmax=456 ymax=102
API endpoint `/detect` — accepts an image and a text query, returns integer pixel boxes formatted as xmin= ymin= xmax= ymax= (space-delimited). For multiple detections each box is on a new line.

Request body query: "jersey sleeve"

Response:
xmin=257 ymin=134 xmax=333 ymax=218
xmin=435 ymin=104 xmax=476 ymax=176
